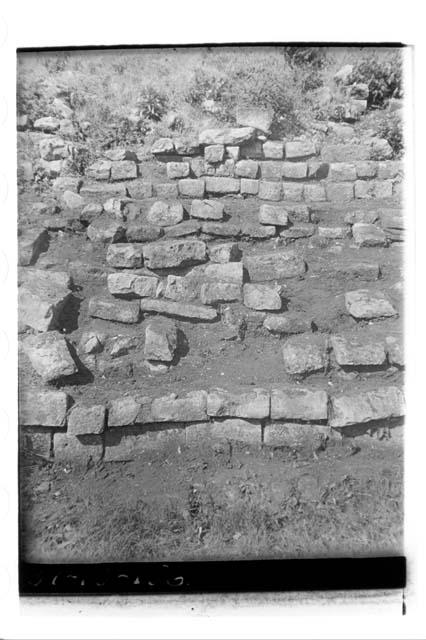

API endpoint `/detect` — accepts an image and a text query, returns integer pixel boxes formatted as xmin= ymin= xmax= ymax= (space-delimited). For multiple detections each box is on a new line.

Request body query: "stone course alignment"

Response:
xmin=18 ymin=113 xmax=405 ymax=463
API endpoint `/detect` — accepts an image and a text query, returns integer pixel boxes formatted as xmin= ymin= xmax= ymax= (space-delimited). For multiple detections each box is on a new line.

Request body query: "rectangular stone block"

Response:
xmin=207 ymin=388 xmax=270 ymax=419
xmin=200 ymin=282 xmax=241 ymax=305
xmin=282 ymin=162 xmax=308 ymax=180
xmin=330 ymin=334 xmax=387 ymax=367
xmin=186 ymin=419 xmax=261 ymax=445
xmin=106 ymin=243 xmax=144 ymax=269
xmin=199 ymin=127 xmax=255 ymax=146
xmin=259 ymin=204 xmax=288 ymax=226
xmin=20 ymin=428 xmax=52 ymax=458
xmin=139 ymin=298 xmax=218 ymax=321
xmin=108 ymin=396 xmax=153 ymax=427
xmin=352 ymin=223 xmax=387 ymax=247
xmin=104 ymin=426 xmax=185 ymax=461
xmin=201 ymin=222 xmax=241 ymax=237
xmin=143 ymin=239 xmax=207 ymax=269
xmin=285 ymin=140 xmax=316 ymax=159
xmin=303 ymin=183 xmax=327 ymax=202
xmin=355 ymin=161 xmax=377 ymax=178
xmin=282 ymin=183 xmax=304 ymax=201
xmin=326 ymin=182 xmax=354 ymax=202
xmin=88 ymin=298 xmax=140 ymax=323
xmin=240 ymin=178 xmax=259 ymax=195
xmin=178 ymin=178 xmax=205 ymax=198
xmin=86 ymin=160 xmax=111 ymax=181
xmin=154 ymin=183 xmax=178 ymax=199
xmin=321 ymin=144 xmax=370 ymax=162
xmin=244 ymin=251 xmax=306 ymax=281
xmin=166 ymin=162 xmax=190 ymax=179
xmin=68 ymin=404 xmax=106 ymax=435
xmin=107 ymin=272 xmax=159 ymax=298
xmin=270 ymin=388 xmax=328 ymax=421
xmin=204 ymin=144 xmax=225 ymax=164
xmin=376 ymin=161 xmax=403 ymax=180
xmin=22 ymin=333 xmax=78 ymax=383
xmin=203 ymin=262 xmax=244 ymax=284
xmin=53 ymin=433 xmax=103 ymax=464
xmin=151 ymin=390 xmax=207 ymax=422
xmin=111 ymin=160 xmax=137 ymax=181
xmin=80 ymin=183 xmax=128 ymax=199
xmin=126 ymin=180 xmax=153 ymax=199
xmin=19 ymin=390 xmax=70 ymax=427
xmin=205 ymin=177 xmax=240 ymax=194
xmin=258 ymin=181 xmax=282 ymax=201
xmin=260 ymin=161 xmax=282 ymax=181
xmin=263 ymin=140 xmax=284 ymax=159
xmin=328 ymin=163 xmax=357 ymax=181
xmin=282 ymin=334 xmax=328 ymax=376
xmin=263 ymin=423 xmax=334 ymax=447
xmin=329 ymin=386 xmax=405 ymax=427
xmin=235 ymin=159 xmax=259 ymax=179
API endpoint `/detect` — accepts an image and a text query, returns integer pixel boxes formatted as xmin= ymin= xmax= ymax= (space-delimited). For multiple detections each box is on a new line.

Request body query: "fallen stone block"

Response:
xmin=107 ymin=272 xmax=158 ymax=298
xmin=53 ymin=433 xmax=103 ymax=464
xmin=207 ymin=388 xmax=270 ymax=419
xmin=330 ymin=334 xmax=387 ymax=367
xmin=258 ymin=181 xmax=282 ymax=201
xmin=68 ymin=404 xmax=106 ymax=435
xmin=79 ymin=332 xmax=105 ymax=355
xmin=190 ymin=199 xmax=224 ymax=220
xmin=186 ymin=419 xmax=261 ymax=445
xmin=39 ymin=136 xmax=72 ymax=161
xmin=259 ymin=204 xmax=288 ymax=226
xmin=345 ymin=289 xmax=397 ymax=319
xmin=282 ymin=334 xmax=328 ymax=376
xmin=263 ymin=140 xmax=284 ymax=159
xmin=270 ymin=387 xmax=328 ymax=421
xmin=208 ymin=242 xmax=241 ymax=263
xmin=244 ymin=251 xmax=306 ymax=281
xmin=88 ymin=298 xmax=140 ymax=323
xmin=166 ymin=161 xmax=190 ymax=179
xmin=352 ymin=223 xmax=387 ymax=246
xmin=326 ymin=182 xmax=354 ymax=202
xmin=18 ymin=270 xmax=72 ymax=332
xmin=143 ymin=239 xmax=207 ymax=269
xmin=204 ymin=144 xmax=225 ymax=164
xmin=87 ymin=217 xmax=126 ymax=244
xmin=22 ymin=332 xmax=78 ymax=383
xmin=147 ymin=201 xmax=184 ymax=227
xmin=205 ymin=177 xmax=240 ymax=194
xmin=329 ymin=386 xmax=405 ymax=427
xmin=236 ymin=106 xmax=273 ymax=133
xmin=140 ymin=298 xmax=217 ymax=321
xmin=200 ymin=282 xmax=242 ymax=305
xmin=106 ymin=244 xmax=144 ymax=269
xmin=109 ymin=335 xmax=138 ymax=359
xmin=235 ymin=159 xmax=259 ymax=179
xmin=18 ymin=228 xmax=48 ymax=266
xmin=240 ymin=178 xmax=259 ymax=195
xmin=199 ymin=127 xmax=255 ymax=146
xmin=243 ymin=283 xmax=282 ymax=311
xmin=285 ymin=140 xmax=316 ymax=159
xmin=144 ymin=318 xmax=177 ymax=362
xmin=19 ymin=389 xmax=70 ymax=426
xmin=263 ymin=313 xmax=312 ymax=334
xmin=178 ymin=178 xmax=205 ymax=198
xmin=151 ymin=390 xmax=207 ymax=422
xmin=263 ymin=423 xmax=335 ymax=448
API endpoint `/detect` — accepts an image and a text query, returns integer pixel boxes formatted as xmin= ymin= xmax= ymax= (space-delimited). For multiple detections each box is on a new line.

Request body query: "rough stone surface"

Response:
xmin=321 ymin=144 xmax=370 ymax=162
xmin=19 ymin=390 xmax=69 ymax=426
xmin=178 ymin=178 xmax=205 ymax=198
xmin=186 ymin=420 xmax=261 ymax=445
xmin=68 ymin=404 xmax=106 ymax=435
xmin=140 ymin=298 xmax=217 ymax=321
xmin=356 ymin=161 xmax=377 ymax=178
xmin=18 ymin=270 xmax=72 ymax=332
xmin=282 ymin=183 xmax=304 ymax=201
xmin=151 ymin=138 xmax=175 ymax=154
xmin=22 ymin=332 xmax=78 ymax=383
xmin=33 ymin=116 xmax=61 ymax=132
xmin=235 ymin=159 xmax=259 ymax=179
xmin=271 ymin=387 xmax=328 ymax=421
xmin=203 ymin=262 xmax=244 ymax=285
xmin=280 ymin=224 xmax=316 ymax=240
xmin=318 ymin=225 xmax=351 ymax=239
xmin=243 ymin=224 xmax=276 ymax=239
xmin=126 ymin=180 xmax=153 ymax=199
xmin=258 ymin=181 xmax=282 ymax=201
xmin=199 ymin=127 xmax=255 ymax=146
xmin=207 ymin=388 xmax=270 ymax=419
xmin=208 ymin=243 xmax=241 ymax=263
xmin=154 ymin=183 xmax=179 ymax=199
xmin=204 ymin=145 xmax=225 ymax=164
xmin=285 ymin=141 xmax=316 ymax=159
xmin=282 ymin=162 xmax=308 ymax=180
xmin=385 ymin=335 xmax=404 ymax=367
xmin=263 ymin=140 xmax=284 ymax=159
xmin=240 ymin=178 xmax=259 ymax=195
xmin=329 ymin=387 xmax=404 ymax=427
xmin=303 ymin=183 xmax=327 ymax=202
xmin=205 ymin=177 xmax=240 ymax=194
xmin=165 ymin=221 xmax=200 ymax=238
xmin=243 ymin=283 xmax=282 ymax=311
xmin=88 ymin=298 xmax=140 ymax=323
xmin=54 ymin=433 xmax=103 ymax=464
xmin=200 ymin=282 xmax=242 ymax=305
xmin=87 ymin=217 xmax=126 ymax=244
xmin=166 ymin=162 xmax=190 ymax=179
xmin=244 ymin=251 xmax=306 ymax=281
xmin=326 ymin=182 xmax=354 ymax=202
xmin=330 ymin=334 xmax=387 ymax=367
xmin=282 ymin=334 xmax=328 ymax=376
xmin=328 ymin=163 xmax=357 ymax=181
xmin=87 ymin=160 xmax=112 ymax=180
xmin=202 ymin=222 xmax=241 ymax=238
xmin=107 ymin=272 xmax=158 ymax=298
xmin=190 ymin=199 xmax=224 ymax=220
xmin=18 ymin=228 xmax=48 ymax=266
xmin=106 ymin=243 xmax=144 ymax=269
xmin=352 ymin=223 xmax=387 ymax=247
xmin=147 ymin=201 xmax=184 ymax=227
xmin=104 ymin=427 xmax=185 ymax=461
xmin=111 ymin=160 xmax=137 ymax=181
xmin=143 ymin=239 xmax=207 ymax=269
xmin=263 ymin=313 xmax=312 ymax=334
xmin=126 ymin=222 xmax=162 ymax=243
xmin=144 ymin=318 xmax=177 ymax=362
xmin=354 ymin=180 xmax=393 ymax=199
xmin=236 ymin=107 xmax=273 ymax=133
xmin=345 ymin=289 xmax=397 ymax=319
xmin=264 ymin=423 xmax=334 ymax=448
xmin=151 ymin=390 xmax=207 ymax=422
xmin=259 ymin=204 xmax=288 ymax=226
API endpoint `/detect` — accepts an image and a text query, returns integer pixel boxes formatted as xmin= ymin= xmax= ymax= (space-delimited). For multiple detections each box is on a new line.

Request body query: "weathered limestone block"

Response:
xmin=352 ymin=223 xmax=387 ymax=247
xmin=126 ymin=222 xmax=162 ymax=243
xmin=144 ymin=318 xmax=177 ymax=362
xmin=143 ymin=239 xmax=207 ymax=269
xmin=88 ymin=298 xmax=140 ymax=323
xmin=244 ymin=251 xmax=306 ymax=281
xmin=33 ymin=116 xmax=61 ymax=132
xmin=283 ymin=183 xmax=304 ymax=201
xmin=154 ymin=183 xmax=178 ymax=199
xmin=205 ymin=177 xmax=240 ymax=194
xmin=355 ymin=161 xmax=377 ymax=178
xmin=285 ymin=140 xmax=316 ymax=159
xmin=259 ymin=204 xmax=288 ymax=226
xmin=147 ymin=201 xmax=184 ymax=227
xmin=151 ymin=390 xmax=207 ymax=422
xmin=104 ymin=426 xmax=185 ymax=461
xmin=86 ymin=159 xmax=112 ymax=180
xmin=186 ymin=420 xmax=261 ymax=445
xmin=53 ymin=433 xmax=103 ymax=463
xmin=263 ymin=313 xmax=312 ymax=334
xmin=286 ymin=204 xmax=311 ymax=223
xmin=39 ymin=136 xmax=71 ymax=161
xmin=258 ymin=181 xmax=282 ymax=201
xmin=321 ymin=144 xmax=370 ymax=163
xmin=200 ymin=282 xmax=242 ymax=305
xmin=79 ymin=332 xmax=105 ymax=355
xmin=263 ymin=423 xmax=335 ymax=448
xmin=87 ymin=217 xmax=126 ymax=244
xmin=106 ymin=244 xmax=144 ymax=269
xmin=109 ymin=335 xmax=138 ymax=359
xmin=62 ymin=190 xmax=85 ymax=211
xmin=207 ymin=388 xmax=270 ymax=419
xmin=303 ymin=183 xmax=327 ymax=202
xmin=344 ymin=210 xmax=379 ymax=225
xmin=165 ymin=220 xmax=200 ymax=238
xmin=178 ymin=178 xmax=205 ymax=198
xmin=326 ymin=182 xmax=354 ymax=202
xmin=18 ymin=270 xmax=72 ymax=332
xmin=236 ymin=106 xmax=273 ymax=133
xmin=260 ymin=162 xmax=283 ymax=181
xmin=376 ymin=161 xmax=403 ymax=180
xmin=318 ymin=225 xmax=351 ymax=239
xmin=345 ymin=289 xmax=397 ymax=319
xmin=190 ymin=157 xmax=215 ymax=177
xmin=215 ymin=159 xmax=236 ymax=177
xmin=22 ymin=332 xmax=78 ymax=383
xmin=126 ymin=180 xmax=153 ymax=199
xmin=108 ymin=396 xmax=153 ymax=427
xmin=204 ymin=145 xmax=225 ymax=164
xmin=111 ymin=160 xmax=137 ymax=181
xmin=282 ymin=162 xmax=307 ymax=180
xmin=80 ymin=183 xmax=127 ymax=199
xmin=330 ymin=334 xmax=387 ymax=366
xmin=201 ymin=222 xmax=241 ymax=237
xmin=280 ymin=224 xmax=316 ymax=239
xmin=140 ymin=298 xmax=217 ymax=321
xmin=240 ymin=178 xmax=259 ymax=195
xmin=151 ymin=138 xmax=175 ymax=154
xmin=166 ymin=162 xmax=190 ymax=179
xmin=203 ymin=262 xmax=244 ymax=285
xmin=243 ymin=283 xmax=282 ymax=311
xmin=369 ymin=138 xmax=393 ymax=160
xmin=68 ymin=404 xmax=106 ymax=435
xmin=329 ymin=386 xmax=404 ymax=427
xmin=190 ymin=199 xmax=224 ymax=220
xmin=19 ymin=390 xmax=69 ymax=426
xmin=242 ymin=224 xmax=276 ymax=239
xmin=199 ymin=127 xmax=255 ymax=146
xmin=282 ymin=334 xmax=328 ymax=376
xmin=354 ymin=180 xmax=393 ymax=199
xmin=270 ymin=387 xmax=328 ymax=421
xmin=18 ymin=228 xmax=48 ymax=266
xmin=385 ymin=335 xmax=404 ymax=367
xmin=52 ymin=176 xmax=82 ymax=193
xmin=226 ymin=146 xmax=240 ymax=161
xmin=107 ymin=272 xmax=158 ymax=298
xmin=263 ymin=140 xmax=284 ymax=159
xmin=333 ymin=262 xmax=381 ymax=281
xmin=208 ymin=242 xmax=241 ymax=263
xmin=235 ymin=159 xmax=259 ymax=179
xmin=328 ymin=163 xmax=357 ymax=181
xmin=163 ymin=273 xmax=199 ymax=302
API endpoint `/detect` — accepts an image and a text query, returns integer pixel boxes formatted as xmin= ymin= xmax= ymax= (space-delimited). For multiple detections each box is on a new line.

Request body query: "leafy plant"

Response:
xmin=137 ymin=86 xmax=168 ymax=122
xmin=375 ymin=111 xmax=404 ymax=157
xmin=349 ymin=51 xmax=403 ymax=107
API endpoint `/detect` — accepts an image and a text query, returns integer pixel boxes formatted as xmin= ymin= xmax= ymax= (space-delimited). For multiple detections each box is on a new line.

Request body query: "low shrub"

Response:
xmin=375 ymin=111 xmax=404 ymax=157
xmin=349 ymin=50 xmax=403 ymax=107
